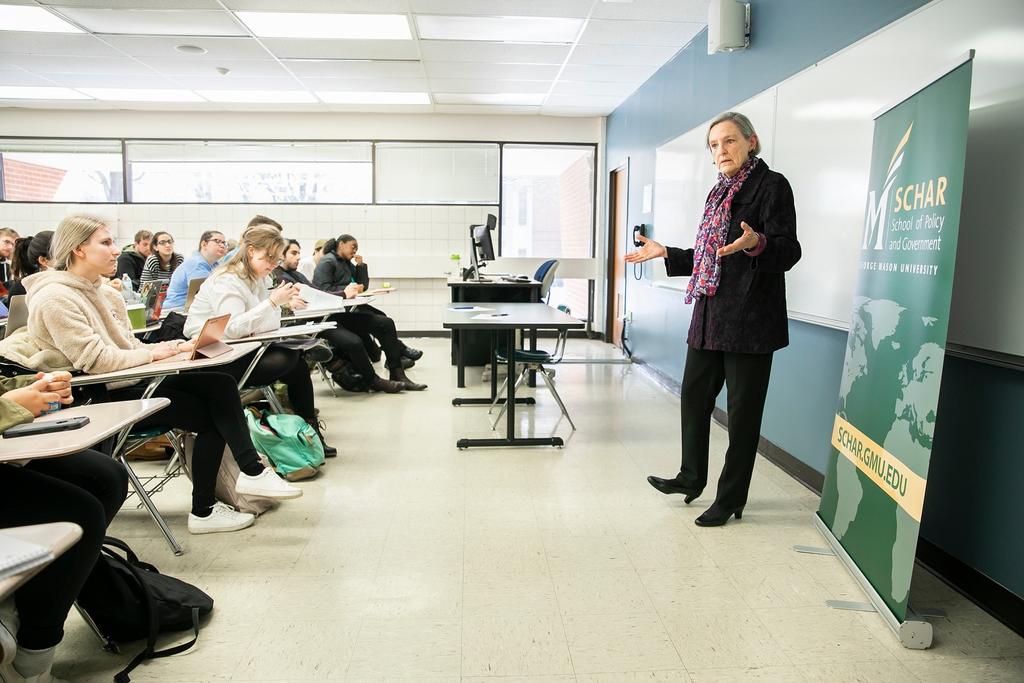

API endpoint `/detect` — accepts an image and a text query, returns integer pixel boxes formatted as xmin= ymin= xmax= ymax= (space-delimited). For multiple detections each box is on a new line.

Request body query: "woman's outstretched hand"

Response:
xmin=624 ymin=234 xmax=668 ymax=263
xmin=717 ymin=221 xmax=760 ymax=257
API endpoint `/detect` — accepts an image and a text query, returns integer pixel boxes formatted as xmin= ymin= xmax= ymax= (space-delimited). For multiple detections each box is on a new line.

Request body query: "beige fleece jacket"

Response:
xmin=0 ymin=270 xmax=154 ymax=374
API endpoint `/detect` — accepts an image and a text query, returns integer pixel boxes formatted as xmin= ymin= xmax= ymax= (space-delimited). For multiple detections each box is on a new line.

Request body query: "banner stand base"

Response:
xmin=812 ymin=514 xmax=934 ymax=649
xmin=793 ymin=545 xmax=835 ymax=556
xmin=826 ymin=600 xmax=876 ymax=612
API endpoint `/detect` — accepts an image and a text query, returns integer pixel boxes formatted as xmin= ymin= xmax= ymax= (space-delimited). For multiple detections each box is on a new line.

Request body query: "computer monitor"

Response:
xmin=466 ymin=214 xmax=497 ymax=281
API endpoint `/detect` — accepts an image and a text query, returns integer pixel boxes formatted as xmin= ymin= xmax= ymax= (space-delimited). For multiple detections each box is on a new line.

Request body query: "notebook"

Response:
xmin=0 ymin=532 xmax=53 ymax=581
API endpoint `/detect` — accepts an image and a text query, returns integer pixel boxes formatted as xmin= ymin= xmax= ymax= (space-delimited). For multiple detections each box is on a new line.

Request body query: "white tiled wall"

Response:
xmin=0 ymin=202 xmax=497 ymax=332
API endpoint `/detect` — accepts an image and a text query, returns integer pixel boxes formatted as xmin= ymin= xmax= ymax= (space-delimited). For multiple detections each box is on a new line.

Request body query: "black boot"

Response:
xmin=369 ymin=374 xmax=405 ymax=393
xmin=307 ymin=418 xmax=338 ymax=458
xmin=400 ymin=356 xmax=416 ymax=369
xmin=402 ymin=345 xmax=423 ymax=361
xmin=389 ymin=366 xmax=427 ymax=391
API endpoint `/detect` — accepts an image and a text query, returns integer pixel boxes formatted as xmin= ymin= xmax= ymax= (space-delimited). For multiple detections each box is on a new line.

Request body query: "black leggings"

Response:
xmin=0 ymin=451 xmax=128 ymax=649
xmin=332 ymin=311 xmax=405 ymax=370
xmin=222 ymin=347 xmax=316 ymax=423
xmin=111 ymin=372 xmax=263 ymax=515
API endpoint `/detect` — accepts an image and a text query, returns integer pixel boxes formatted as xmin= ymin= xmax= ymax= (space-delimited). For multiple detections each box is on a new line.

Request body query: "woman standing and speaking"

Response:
xmin=626 ymin=112 xmax=801 ymax=527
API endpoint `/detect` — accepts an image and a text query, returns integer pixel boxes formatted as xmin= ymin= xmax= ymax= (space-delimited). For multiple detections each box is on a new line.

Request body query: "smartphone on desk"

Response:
xmin=3 ymin=416 xmax=90 ymax=439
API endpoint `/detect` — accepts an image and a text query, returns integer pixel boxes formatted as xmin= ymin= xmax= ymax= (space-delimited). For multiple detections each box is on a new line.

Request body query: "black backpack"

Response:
xmin=76 ymin=537 xmax=214 ymax=682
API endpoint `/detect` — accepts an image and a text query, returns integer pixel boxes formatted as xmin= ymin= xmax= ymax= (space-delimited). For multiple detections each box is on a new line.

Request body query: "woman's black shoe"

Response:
xmin=646 ymin=475 xmax=700 ymax=504
xmin=402 ymin=346 xmax=423 ymax=361
xmin=307 ymin=419 xmax=338 ymax=458
xmin=694 ymin=505 xmax=744 ymax=527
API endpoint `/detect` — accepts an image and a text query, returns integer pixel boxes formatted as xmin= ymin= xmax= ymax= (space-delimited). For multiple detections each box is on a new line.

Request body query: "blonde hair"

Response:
xmin=214 ymin=224 xmax=286 ymax=284
xmin=50 ymin=214 xmax=108 ymax=271
xmin=707 ymin=111 xmax=761 ymax=156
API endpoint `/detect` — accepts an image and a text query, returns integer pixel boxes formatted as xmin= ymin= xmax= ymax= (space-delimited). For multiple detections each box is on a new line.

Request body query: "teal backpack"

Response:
xmin=245 ymin=409 xmax=325 ymax=481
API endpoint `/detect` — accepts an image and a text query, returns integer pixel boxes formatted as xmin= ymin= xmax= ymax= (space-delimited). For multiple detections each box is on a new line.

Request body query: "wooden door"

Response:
xmin=607 ymin=165 xmax=628 ymax=348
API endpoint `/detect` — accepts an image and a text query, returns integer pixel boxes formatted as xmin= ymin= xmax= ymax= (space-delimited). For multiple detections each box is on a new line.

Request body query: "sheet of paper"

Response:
xmin=295 ymin=284 xmax=347 ymax=311
xmin=448 ymin=305 xmax=493 ymax=312
xmin=0 ymin=533 xmax=52 ymax=580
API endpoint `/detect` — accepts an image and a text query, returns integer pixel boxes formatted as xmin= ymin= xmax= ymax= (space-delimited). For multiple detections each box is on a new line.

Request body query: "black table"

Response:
xmin=448 ymin=278 xmax=542 ymax=387
xmin=443 ymin=302 xmax=584 ymax=449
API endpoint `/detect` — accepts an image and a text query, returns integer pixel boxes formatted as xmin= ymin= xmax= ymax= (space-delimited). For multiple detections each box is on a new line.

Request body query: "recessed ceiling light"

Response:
xmin=434 ymin=93 xmax=545 ymax=106
xmin=316 ymin=91 xmax=430 ymax=105
xmin=0 ymin=86 xmax=91 ymax=100
xmin=79 ymin=88 xmax=205 ymax=102
xmin=195 ymin=90 xmax=318 ymax=103
xmin=0 ymin=5 xmax=83 ymax=33
xmin=175 ymin=44 xmax=208 ymax=54
xmin=236 ymin=12 xmax=411 ymax=40
xmin=415 ymin=15 xmax=583 ymax=43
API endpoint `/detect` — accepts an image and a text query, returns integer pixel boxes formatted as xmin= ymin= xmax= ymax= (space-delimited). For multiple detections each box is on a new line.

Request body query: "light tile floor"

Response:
xmin=57 ymin=338 xmax=1023 ymax=681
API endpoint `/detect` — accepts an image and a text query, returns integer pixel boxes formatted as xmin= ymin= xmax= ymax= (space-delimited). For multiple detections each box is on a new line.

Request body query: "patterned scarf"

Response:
xmin=685 ymin=156 xmax=760 ymax=303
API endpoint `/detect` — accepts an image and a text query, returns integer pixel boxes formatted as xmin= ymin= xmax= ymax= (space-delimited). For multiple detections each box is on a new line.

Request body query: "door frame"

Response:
xmin=605 ymin=160 xmax=629 ymax=343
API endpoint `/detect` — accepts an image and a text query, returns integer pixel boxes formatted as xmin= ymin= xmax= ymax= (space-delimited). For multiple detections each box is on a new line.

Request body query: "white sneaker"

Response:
xmin=0 ymin=662 xmax=68 ymax=683
xmin=235 ymin=468 xmax=303 ymax=499
xmin=187 ymin=502 xmax=255 ymax=535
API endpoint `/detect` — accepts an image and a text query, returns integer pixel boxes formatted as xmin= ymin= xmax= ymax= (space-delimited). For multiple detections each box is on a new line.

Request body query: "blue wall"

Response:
xmin=608 ymin=0 xmax=1023 ymax=599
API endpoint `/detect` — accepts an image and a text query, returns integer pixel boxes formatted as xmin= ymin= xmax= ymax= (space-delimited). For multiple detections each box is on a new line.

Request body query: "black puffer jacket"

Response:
xmin=312 ymin=252 xmax=369 ymax=296
xmin=664 ymin=160 xmax=801 ymax=354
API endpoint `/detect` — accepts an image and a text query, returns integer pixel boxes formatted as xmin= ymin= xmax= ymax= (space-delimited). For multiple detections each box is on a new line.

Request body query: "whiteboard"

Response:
xmin=650 ymin=0 xmax=1024 ymax=357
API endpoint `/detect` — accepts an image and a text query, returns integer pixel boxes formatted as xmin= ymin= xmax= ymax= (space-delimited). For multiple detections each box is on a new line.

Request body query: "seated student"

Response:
xmin=298 ymin=238 xmax=325 ymax=281
xmin=313 ymin=234 xmax=423 ymax=363
xmin=184 ymin=226 xmax=338 ymax=456
xmin=0 ymin=371 xmax=127 ymax=683
xmin=274 ymin=240 xmax=414 ymax=393
xmin=0 ymin=214 xmax=302 ymax=536
xmin=163 ymin=230 xmax=227 ymax=310
xmin=139 ymin=231 xmax=183 ymax=285
xmin=217 ymin=215 xmax=280 ymax=266
xmin=7 ymin=231 xmax=53 ymax=301
xmin=114 ymin=230 xmax=152 ymax=288
xmin=0 ymin=227 xmax=21 ymax=291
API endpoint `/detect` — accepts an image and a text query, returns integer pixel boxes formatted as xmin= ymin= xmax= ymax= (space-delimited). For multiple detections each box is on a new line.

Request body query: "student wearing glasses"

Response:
xmin=139 ymin=231 xmax=183 ymax=285
xmin=163 ymin=230 xmax=228 ymax=310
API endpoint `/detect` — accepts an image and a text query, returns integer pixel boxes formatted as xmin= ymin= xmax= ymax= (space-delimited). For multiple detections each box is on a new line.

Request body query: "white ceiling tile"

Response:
xmin=54 ymin=8 xmax=248 ymax=36
xmin=164 ymin=75 xmax=303 ymax=91
xmin=570 ymin=43 xmax=682 ymax=66
xmin=0 ymin=69 xmax=55 ymax=87
xmin=415 ymin=15 xmax=583 ymax=43
xmin=433 ymin=103 xmax=541 ymax=115
xmin=427 ymin=78 xmax=550 ymax=94
xmin=101 ymin=35 xmax=270 ymax=59
xmin=224 ymin=0 xmax=411 ymax=11
xmin=298 ymin=77 xmax=429 ymax=92
xmin=42 ymin=73 xmax=181 ymax=89
xmin=540 ymin=105 xmax=610 ymax=116
xmin=217 ymin=102 xmax=331 ymax=112
xmin=544 ymin=93 xmax=624 ymax=108
xmin=136 ymin=58 xmax=290 ymax=78
xmin=549 ymin=80 xmax=637 ymax=97
xmin=419 ymin=40 xmax=568 ymax=64
xmin=42 ymin=1 xmax=223 ymax=8
xmin=560 ymin=63 xmax=658 ymax=83
xmin=262 ymin=39 xmax=419 ymax=60
xmin=591 ymin=0 xmax=707 ymax=23
xmin=325 ymin=102 xmax=432 ymax=114
xmin=423 ymin=61 xmax=559 ymax=80
xmin=0 ymin=54 xmax=155 ymax=76
xmin=283 ymin=60 xmax=425 ymax=79
xmin=579 ymin=19 xmax=703 ymax=47
xmin=0 ymin=32 xmax=121 ymax=56
xmin=410 ymin=1 xmax=592 ymax=19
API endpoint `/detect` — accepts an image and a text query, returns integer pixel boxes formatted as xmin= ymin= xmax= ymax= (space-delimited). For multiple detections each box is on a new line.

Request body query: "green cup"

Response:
xmin=126 ymin=303 xmax=146 ymax=330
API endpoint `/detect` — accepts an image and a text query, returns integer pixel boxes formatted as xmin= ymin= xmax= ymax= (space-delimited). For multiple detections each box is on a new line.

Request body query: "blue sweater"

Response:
xmin=164 ymin=252 xmax=215 ymax=309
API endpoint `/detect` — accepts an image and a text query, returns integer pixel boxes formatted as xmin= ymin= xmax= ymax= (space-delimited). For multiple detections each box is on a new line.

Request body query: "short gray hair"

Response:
xmin=707 ymin=111 xmax=760 ymax=156
xmin=50 ymin=214 xmax=107 ymax=270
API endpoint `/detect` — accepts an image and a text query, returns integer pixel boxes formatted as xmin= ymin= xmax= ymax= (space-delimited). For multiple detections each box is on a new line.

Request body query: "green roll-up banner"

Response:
xmin=818 ymin=56 xmax=974 ymax=627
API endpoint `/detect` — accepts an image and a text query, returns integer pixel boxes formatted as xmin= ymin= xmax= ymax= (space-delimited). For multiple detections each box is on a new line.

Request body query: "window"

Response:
xmin=375 ymin=142 xmax=499 ymax=204
xmin=0 ymin=139 xmax=124 ymax=202
xmin=500 ymin=144 xmax=594 ymax=258
xmin=126 ymin=140 xmax=372 ymax=203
